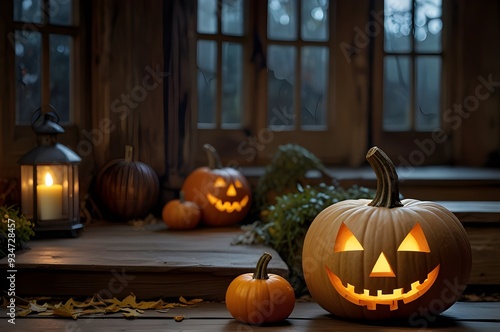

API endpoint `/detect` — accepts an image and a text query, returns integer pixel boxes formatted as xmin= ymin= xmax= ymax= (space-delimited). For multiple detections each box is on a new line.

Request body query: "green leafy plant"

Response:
xmin=254 ymin=144 xmax=335 ymax=211
xmin=1 ymin=205 xmax=35 ymax=259
xmin=238 ymin=183 xmax=375 ymax=295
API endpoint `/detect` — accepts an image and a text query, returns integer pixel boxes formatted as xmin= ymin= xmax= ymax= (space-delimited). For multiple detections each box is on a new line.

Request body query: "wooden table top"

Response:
xmin=1 ymin=301 xmax=499 ymax=331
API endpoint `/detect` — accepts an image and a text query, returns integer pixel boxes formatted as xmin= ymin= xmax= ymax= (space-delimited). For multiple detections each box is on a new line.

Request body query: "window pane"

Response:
xmin=197 ymin=40 xmax=217 ymax=125
xmin=197 ymin=0 xmax=217 ymax=34
xmin=267 ymin=45 xmax=296 ymax=130
xmin=301 ymin=0 xmax=329 ymax=41
xmin=384 ymin=0 xmax=412 ymax=53
xmin=15 ymin=31 xmax=42 ymax=125
xmin=13 ymin=0 xmax=43 ymax=23
xmin=415 ymin=56 xmax=441 ymax=131
xmin=221 ymin=42 xmax=243 ymax=127
xmin=415 ymin=0 xmax=442 ymax=52
xmin=301 ymin=46 xmax=328 ymax=128
xmin=222 ymin=0 xmax=244 ymax=36
xmin=383 ymin=55 xmax=411 ymax=131
xmin=268 ymin=0 xmax=297 ymax=41
xmin=50 ymin=34 xmax=71 ymax=123
xmin=49 ymin=0 xmax=73 ymax=26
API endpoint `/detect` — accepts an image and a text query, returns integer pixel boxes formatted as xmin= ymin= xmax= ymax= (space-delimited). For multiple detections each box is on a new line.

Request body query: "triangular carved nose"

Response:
xmin=370 ymin=252 xmax=395 ymax=277
xmin=226 ymin=184 xmax=237 ymax=196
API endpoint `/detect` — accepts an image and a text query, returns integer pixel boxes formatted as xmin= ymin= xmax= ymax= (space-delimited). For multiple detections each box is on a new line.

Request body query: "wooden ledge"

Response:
xmin=243 ymin=166 xmax=500 ymax=201
xmin=0 ymin=222 xmax=288 ymax=301
xmin=1 ymin=302 xmax=499 ymax=330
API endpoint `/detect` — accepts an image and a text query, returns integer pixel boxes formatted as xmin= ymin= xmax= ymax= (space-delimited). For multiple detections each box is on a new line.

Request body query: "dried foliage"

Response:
xmin=2 ymin=293 xmax=202 ymax=320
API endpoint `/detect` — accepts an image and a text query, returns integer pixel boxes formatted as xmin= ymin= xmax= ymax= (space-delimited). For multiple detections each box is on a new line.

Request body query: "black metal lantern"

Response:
xmin=18 ymin=108 xmax=83 ymax=237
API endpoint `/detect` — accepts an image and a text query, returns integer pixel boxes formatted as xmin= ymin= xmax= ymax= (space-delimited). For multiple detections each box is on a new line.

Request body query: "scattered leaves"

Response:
xmin=1 ymin=293 xmax=203 ymax=320
xmin=179 ymin=296 xmax=203 ymax=306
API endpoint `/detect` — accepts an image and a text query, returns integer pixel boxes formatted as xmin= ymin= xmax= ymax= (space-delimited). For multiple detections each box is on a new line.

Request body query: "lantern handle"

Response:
xmin=31 ymin=105 xmax=60 ymax=130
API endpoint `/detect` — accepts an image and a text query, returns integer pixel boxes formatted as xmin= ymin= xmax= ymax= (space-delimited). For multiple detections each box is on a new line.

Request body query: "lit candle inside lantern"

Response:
xmin=37 ymin=173 xmax=63 ymax=220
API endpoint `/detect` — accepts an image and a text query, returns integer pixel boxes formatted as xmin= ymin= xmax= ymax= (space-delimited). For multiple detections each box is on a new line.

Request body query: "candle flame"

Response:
xmin=45 ymin=173 xmax=54 ymax=186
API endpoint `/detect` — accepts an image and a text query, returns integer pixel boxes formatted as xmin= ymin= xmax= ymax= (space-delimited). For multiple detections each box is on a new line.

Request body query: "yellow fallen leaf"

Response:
xmin=74 ymin=294 xmax=106 ymax=308
xmin=104 ymin=304 xmax=123 ymax=313
xmin=174 ymin=315 xmax=185 ymax=322
xmin=17 ymin=309 xmax=32 ymax=317
xmin=53 ymin=306 xmax=78 ymax=320
xmin=121 ymin=308 xmax=143 ymax=318
xmin=120 ymin=293 xmax=139 ymax=307
xmin=179 ymin=296 xmax=203 ymax=305
xmin=78 ymin=308 xmax=107 ymax=316
xmin=28 ymin=301 xmax=49 ymax=313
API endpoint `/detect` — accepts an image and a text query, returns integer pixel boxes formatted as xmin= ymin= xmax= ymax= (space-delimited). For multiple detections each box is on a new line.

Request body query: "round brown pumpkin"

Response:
xmin=302 ymin=147 xmax=472 ymax=320
xmin=182 ymin=144 xmax=252 ymax=227
xmin=97 ymin=145 xmax=159 ymax=220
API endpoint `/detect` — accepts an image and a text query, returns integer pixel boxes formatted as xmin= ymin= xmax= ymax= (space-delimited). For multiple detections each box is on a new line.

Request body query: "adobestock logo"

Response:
xmin=397 ymin=74 xmax=500 ymax=176
xmin=408 ymin=277 xmax=467 ymax=330
xmin=7 ymin=0 xmax=71 ymax=47
xmin=237 ymin=106 xmax=296 ymax=163
xmin=64 ymin=268 xmax=136 ymax=332
xmin=339 ymin=10 xmax=385 ymax=64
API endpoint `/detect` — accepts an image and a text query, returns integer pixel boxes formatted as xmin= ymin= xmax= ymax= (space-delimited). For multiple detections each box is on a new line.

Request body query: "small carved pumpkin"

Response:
xmin=302 ymin=147 xmax=472 ymax=320
xmin=225 ymin=252 xmax=295 ymax=324
xmin=182 ymin=144 xmax=251 ymax=226
xmin=97 ymin=145 xmax=159 ymax=220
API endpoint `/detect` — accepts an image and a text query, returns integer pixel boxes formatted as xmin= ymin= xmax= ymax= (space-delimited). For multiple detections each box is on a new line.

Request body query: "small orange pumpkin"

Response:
xmin=225 ymin=252 xmax=295 ymax=325
xmin=162 ymin=192 xmax=201 ymax=230
xmin=182 ymin=144 xmax=251 ymax=226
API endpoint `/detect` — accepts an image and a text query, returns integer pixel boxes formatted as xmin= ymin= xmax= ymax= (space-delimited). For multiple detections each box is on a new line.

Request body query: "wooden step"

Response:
xmin=1 ymin=301 xmax=499 ymax=330
xmin=2 ymin=201 xmax=499 ymax=303
xmin=243 ymin=166 xmax=500 ymax=201
xmin=0 ymin=222 xmax=288 ymax=301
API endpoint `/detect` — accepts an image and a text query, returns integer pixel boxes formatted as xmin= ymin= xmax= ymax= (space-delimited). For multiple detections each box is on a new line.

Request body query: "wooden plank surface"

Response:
xmin=1 ymin=302 xmax=499 ymax=331
xmin=437 ymin=201 xmax=500 ymax=223
xmin=0 ymin=222 xmax=288 ymax=301
xmin=466 ymin=226 xmax=500 ymax=284
xmin=244 ymin=166 xmax=500 ymax=201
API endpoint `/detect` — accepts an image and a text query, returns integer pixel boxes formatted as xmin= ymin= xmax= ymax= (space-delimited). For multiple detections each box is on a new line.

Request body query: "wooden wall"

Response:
xmin=457 ymin=0 xmax=500 ymax=166
xmin=91 ymin=0 xmax=165 ymax=175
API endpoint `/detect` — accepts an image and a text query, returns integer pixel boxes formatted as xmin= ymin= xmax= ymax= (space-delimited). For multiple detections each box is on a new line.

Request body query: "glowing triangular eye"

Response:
xmin=214 ymin=177 xmax=227 ymax=187
xmin=397 ymin=223 xmax=431 ymax=252
xmin=334 ymin=223 xmax=364 ymax=252
xmin=234 ymin=180 xmax=243 ymax=188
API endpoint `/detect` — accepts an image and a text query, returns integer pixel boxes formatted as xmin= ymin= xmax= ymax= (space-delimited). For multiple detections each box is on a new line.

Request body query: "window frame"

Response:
xmin=372 ymin=0 xmax=455 ymax=165
xmin=0 ymin=0 xmax=88 ymax=178
xmin=194 ymin=0 xmax=366 ymax=167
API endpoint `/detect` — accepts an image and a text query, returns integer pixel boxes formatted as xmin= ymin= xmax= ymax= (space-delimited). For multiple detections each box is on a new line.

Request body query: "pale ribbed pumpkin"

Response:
xmin=97 ymin=145 xmax=159 ymax=220
xmin=302 ymin=147 xmax=472 ymax=320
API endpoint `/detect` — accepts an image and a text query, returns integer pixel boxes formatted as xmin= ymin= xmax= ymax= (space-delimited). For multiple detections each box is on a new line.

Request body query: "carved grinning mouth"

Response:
xmin=325 ymin=264 xmax=440 ymax=311
xmin=207 ymin=194 xmax=249 ymax=213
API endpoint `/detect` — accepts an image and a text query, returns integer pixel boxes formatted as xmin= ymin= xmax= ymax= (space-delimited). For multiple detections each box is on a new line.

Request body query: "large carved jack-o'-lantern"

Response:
xmin=182 ymin=144 xmax=251 ymax=227
xmin=302 ymin=147 xmax=472 ymax=320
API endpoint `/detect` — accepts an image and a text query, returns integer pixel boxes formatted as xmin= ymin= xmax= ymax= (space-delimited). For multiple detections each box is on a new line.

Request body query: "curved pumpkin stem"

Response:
xmin=366 ymin=146 xmax=403 ymax=209
xmin=253 ymin=252 xmax=272 ymax=280
xmin=203 ymin=144 xmax=223 ymax=169
xmin=124 ymin=145 xmax=134 ymax=163
xmin=179 ymin=190 xmax=185 ymax=203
